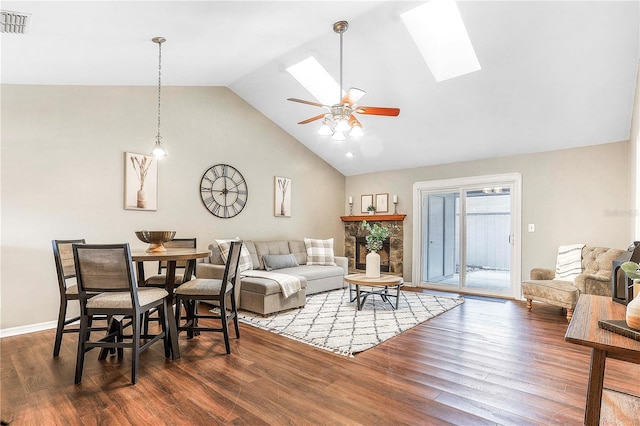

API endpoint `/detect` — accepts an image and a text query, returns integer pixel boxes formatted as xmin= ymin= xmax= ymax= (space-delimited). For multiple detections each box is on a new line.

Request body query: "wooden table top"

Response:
xmin=130 ymin=248 xmax=210 ymax=262
xmin=344 ymin=273 xmax=404 ymax=287
xmin=565 ymin=295 xmax=640 ymax=363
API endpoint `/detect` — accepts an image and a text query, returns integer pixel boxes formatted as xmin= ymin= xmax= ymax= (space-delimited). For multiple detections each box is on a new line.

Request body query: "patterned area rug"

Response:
xmin=237 ymin=287 xmax=464 ymax=357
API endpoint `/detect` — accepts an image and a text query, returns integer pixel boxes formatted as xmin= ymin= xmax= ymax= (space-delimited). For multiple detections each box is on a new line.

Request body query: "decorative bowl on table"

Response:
xmin=135 ymin=231 xmax=176 ymax=253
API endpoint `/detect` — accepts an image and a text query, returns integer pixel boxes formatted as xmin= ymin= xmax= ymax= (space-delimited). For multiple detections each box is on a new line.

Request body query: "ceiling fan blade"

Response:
xmin=341 ymin=87 xmax=366 ymax=106
xmin=298 ymin=114 xmax=326 ymax=125
xmin=355 ymin=106 xmax=400 ymax=117
xmin=348 ymin=114 xmax=363 ymax=128
xmin=287 ymin=98 xmax=327 ymax=108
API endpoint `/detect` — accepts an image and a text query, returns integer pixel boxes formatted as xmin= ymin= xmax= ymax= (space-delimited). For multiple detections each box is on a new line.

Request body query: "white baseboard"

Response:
xmin=0 ymin=320 xmax=57 ymax=338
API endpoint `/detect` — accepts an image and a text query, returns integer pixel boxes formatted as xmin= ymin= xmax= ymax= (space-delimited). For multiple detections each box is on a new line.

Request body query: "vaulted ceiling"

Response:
xmin=3 ymin=1 xmax=639 ymax=175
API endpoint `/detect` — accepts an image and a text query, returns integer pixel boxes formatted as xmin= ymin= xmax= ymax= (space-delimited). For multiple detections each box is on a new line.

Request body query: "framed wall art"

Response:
xmin=376 ymin=193 xmax=389 ymax=213
xmin=361 ymin=194 xmax=373 ymax=213
xmin=124 ymin=152 xmax=158 ymax=211
xmin=275 ymin=176 xmax=291 ymax=217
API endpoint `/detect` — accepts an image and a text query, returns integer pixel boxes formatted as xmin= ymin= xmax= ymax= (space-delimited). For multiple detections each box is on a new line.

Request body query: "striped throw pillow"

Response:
xmin=554 ymin=244 xmax=584 ymax=282
xmin=304 ymin=238 xmax=336 ymax=266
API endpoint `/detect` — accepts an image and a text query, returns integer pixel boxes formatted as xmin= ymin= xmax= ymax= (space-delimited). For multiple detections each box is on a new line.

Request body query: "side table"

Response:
xmin=565 ymin=294 xmax=640 ymax=425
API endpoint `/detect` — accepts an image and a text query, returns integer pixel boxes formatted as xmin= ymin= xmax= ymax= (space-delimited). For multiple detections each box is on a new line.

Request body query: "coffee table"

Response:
xmin=344 ymin=273 xmax=404 ymax=310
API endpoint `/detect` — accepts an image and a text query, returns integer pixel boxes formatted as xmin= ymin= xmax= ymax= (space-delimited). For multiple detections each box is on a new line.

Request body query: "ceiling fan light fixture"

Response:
xmin=287 ymin=20 xmax=400 ymax=142
xmin=317 ymin=121 xmax=333 ymax=136
xmin=349 ymin=125 xmax=364 ymax=138
xmin=335 ymin=118 xmax=351 ymax=132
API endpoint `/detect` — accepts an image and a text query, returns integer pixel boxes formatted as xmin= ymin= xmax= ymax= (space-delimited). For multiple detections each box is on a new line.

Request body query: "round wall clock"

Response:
xmin=199 ymin=164 xmax=248 ymax=218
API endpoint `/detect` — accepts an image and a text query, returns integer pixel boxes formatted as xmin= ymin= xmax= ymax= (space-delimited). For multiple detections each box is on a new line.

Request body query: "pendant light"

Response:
xmin=151 ymin=37 xmax=167 ymax=159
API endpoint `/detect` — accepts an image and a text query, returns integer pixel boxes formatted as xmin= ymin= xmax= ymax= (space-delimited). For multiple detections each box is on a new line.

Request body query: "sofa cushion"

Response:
xmin=288 ymin=241 xmax=308 ymax=266
xmin=276 ymin=264 xmax=345 ymax=281
xmin=263 ymin=254 xmax=299 ymax=271
xmin=241 ymin=275 xmax=308 ymax=296
xmin=582 ymin=246 xmax=624 ymax=277
xmin=215 ymin=238 xmax=253 ymax=272
xmin=522 ymin=279 xmax=579 ymax=307
xmin=304 ymin=238 xmax=336 ymax=266
xmin=254 ymin=241 xmax=291 ymax=270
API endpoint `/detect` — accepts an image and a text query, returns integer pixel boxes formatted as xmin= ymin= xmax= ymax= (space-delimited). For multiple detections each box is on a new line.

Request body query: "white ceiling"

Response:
xmin=2 ymin=1 xmax=639 ymax=176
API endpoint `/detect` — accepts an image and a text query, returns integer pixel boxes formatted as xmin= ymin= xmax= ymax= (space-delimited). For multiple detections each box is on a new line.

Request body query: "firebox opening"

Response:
xmin=355 ymin=237 xmax=390 ymax=272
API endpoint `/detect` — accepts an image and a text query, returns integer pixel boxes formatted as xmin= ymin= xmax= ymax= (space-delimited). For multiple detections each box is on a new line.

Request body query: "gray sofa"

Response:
xmin=196 ymin=240 xmax=348 ymax=315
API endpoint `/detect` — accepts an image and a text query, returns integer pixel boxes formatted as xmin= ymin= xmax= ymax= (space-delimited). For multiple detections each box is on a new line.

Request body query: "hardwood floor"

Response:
xmin=2 ymin=290 xmax=639 ymax=425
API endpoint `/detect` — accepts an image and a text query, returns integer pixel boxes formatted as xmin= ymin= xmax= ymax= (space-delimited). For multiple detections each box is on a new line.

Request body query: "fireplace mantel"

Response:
xmin=340 ymin=214 xmax=406 ymax=222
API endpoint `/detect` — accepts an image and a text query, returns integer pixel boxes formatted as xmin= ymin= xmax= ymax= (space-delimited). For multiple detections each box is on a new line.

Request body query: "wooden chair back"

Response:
xmin=157 ymin=238 xmax=197 ymax=272
xmin=52 ymin=239 xmax=85 ymax=293
xmin=73 ymin=243 xmax=139 ymax=306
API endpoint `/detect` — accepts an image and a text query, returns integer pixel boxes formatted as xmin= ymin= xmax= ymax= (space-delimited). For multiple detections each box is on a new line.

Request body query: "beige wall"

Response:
xmin=346 ymin=141 xmax=631 ymax=284
xmin=0 ymin=85 xmax=345 ymax=330
xmin=630 ymin=61 xmax=640 ymax=239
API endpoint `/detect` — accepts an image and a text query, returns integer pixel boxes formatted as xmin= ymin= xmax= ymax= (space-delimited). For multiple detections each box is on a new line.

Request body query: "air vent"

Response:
xmin=1 ymin=10 xmax=30 ymax=34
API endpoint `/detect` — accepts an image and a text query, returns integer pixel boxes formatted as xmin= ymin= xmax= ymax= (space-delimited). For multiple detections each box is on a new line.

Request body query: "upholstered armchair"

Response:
xmin=522 ymin=246 xmax=624 ymax=321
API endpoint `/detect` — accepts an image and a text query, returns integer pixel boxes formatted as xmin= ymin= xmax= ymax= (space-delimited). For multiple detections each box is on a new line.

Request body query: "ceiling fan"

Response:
xmin=287 ymin=20 xmax=400 ymax=140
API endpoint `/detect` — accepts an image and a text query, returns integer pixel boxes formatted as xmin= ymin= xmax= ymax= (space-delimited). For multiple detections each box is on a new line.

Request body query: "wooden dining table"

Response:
xmin=131 ymin=247 xmax=210 ymax=359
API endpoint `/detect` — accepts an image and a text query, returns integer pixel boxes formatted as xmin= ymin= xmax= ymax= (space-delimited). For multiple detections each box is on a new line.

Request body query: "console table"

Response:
xmin=565 ymin=295 xmax=640 ymax=425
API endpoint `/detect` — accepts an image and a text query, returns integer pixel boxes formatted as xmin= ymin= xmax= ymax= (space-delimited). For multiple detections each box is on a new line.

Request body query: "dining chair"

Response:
xmin=52 ymin=239 xmax=112 ymax=357
xmin=143 ymin=238 xmax=197 ymax=286
xmin=142 ymin=237 xmax=197 ymax=335
xmin=73 ymin=243 xmax=170 ymax=384
xmin=174 ymin=240 xmax=242 ymax=354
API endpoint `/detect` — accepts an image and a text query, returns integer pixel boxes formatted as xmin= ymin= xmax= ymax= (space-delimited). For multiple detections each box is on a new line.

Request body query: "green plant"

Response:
xmin=622 ymin=261 xmax=640 ymax=280
xmin=361 ymin=220 xmax=398 ymax=252
xmin=367 ymin=204 xmax=376 ymax=212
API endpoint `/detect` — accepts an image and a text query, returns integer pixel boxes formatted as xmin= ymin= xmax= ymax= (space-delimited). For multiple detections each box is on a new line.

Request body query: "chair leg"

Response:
xmin=159 ymin=301 xmax=171 ymax=359
xmin=230 ymin=295 xmax=240 ymax=338
xmin=98 ymin=317 xmax=119 ymax=361
xmin=143 ymin=312 xmax=150 ymax=337
xmin=74 ymin=315 xmax=89 ymax=384
xmin=53 ymin=299 xmax=68 ymax=357
xmin=131 ymin=314 xmax=141 ymax=385
xmin=526 ymin=299 xmax=532 ymax=311
xmin=174 ymin=295 xmax=182 ymax=332
xmin=220 ymin=300 xmax=231 ymax=354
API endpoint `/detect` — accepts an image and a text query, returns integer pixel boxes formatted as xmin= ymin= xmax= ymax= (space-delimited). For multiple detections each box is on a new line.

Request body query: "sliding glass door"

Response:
xmin=414 ymin=174 xmax=521 ymax=298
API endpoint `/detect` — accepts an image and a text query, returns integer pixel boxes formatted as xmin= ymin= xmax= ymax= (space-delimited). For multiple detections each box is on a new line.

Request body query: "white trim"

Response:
xmin=0 ymin=320 xmax=58 ymax=338
xmin=412 ymin=173 xmax=522 ymax=299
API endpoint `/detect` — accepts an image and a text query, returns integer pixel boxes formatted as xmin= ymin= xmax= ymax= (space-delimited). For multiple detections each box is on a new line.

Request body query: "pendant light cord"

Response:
xmin=156 ymin=39 xmax=162 ymax=142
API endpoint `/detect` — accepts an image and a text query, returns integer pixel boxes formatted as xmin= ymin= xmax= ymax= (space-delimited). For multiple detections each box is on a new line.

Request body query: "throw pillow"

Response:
xmin=215 ymin=238 xmax=253 ymax=272
xmin=262 ymin=253 xmax=299 ymax=271
xmin=304 ymin=237 xmax=336 ymax=266
xmin=554 ymin=244 xmax=585 ymax=282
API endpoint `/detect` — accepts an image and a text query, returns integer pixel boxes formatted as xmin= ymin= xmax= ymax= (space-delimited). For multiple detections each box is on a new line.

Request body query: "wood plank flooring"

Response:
xmin=2 ymin=290 xmax=639 ymax=425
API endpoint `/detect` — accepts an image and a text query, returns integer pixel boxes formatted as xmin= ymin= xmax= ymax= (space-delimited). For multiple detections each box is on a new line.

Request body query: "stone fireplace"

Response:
xmin=341 ymin=214 xmax=406 ymax=275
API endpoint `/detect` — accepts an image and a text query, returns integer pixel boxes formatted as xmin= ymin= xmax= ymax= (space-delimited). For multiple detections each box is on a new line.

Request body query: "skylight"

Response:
xmin=401 ymin=0 xmax=480 ymax=82
xmin=286 ymin=56 xmax=344 ymax=106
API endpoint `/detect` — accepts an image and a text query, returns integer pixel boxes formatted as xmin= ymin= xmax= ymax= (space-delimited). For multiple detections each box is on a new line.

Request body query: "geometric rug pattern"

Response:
xmin=237 ymin=288 xmax=464 ymax=357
